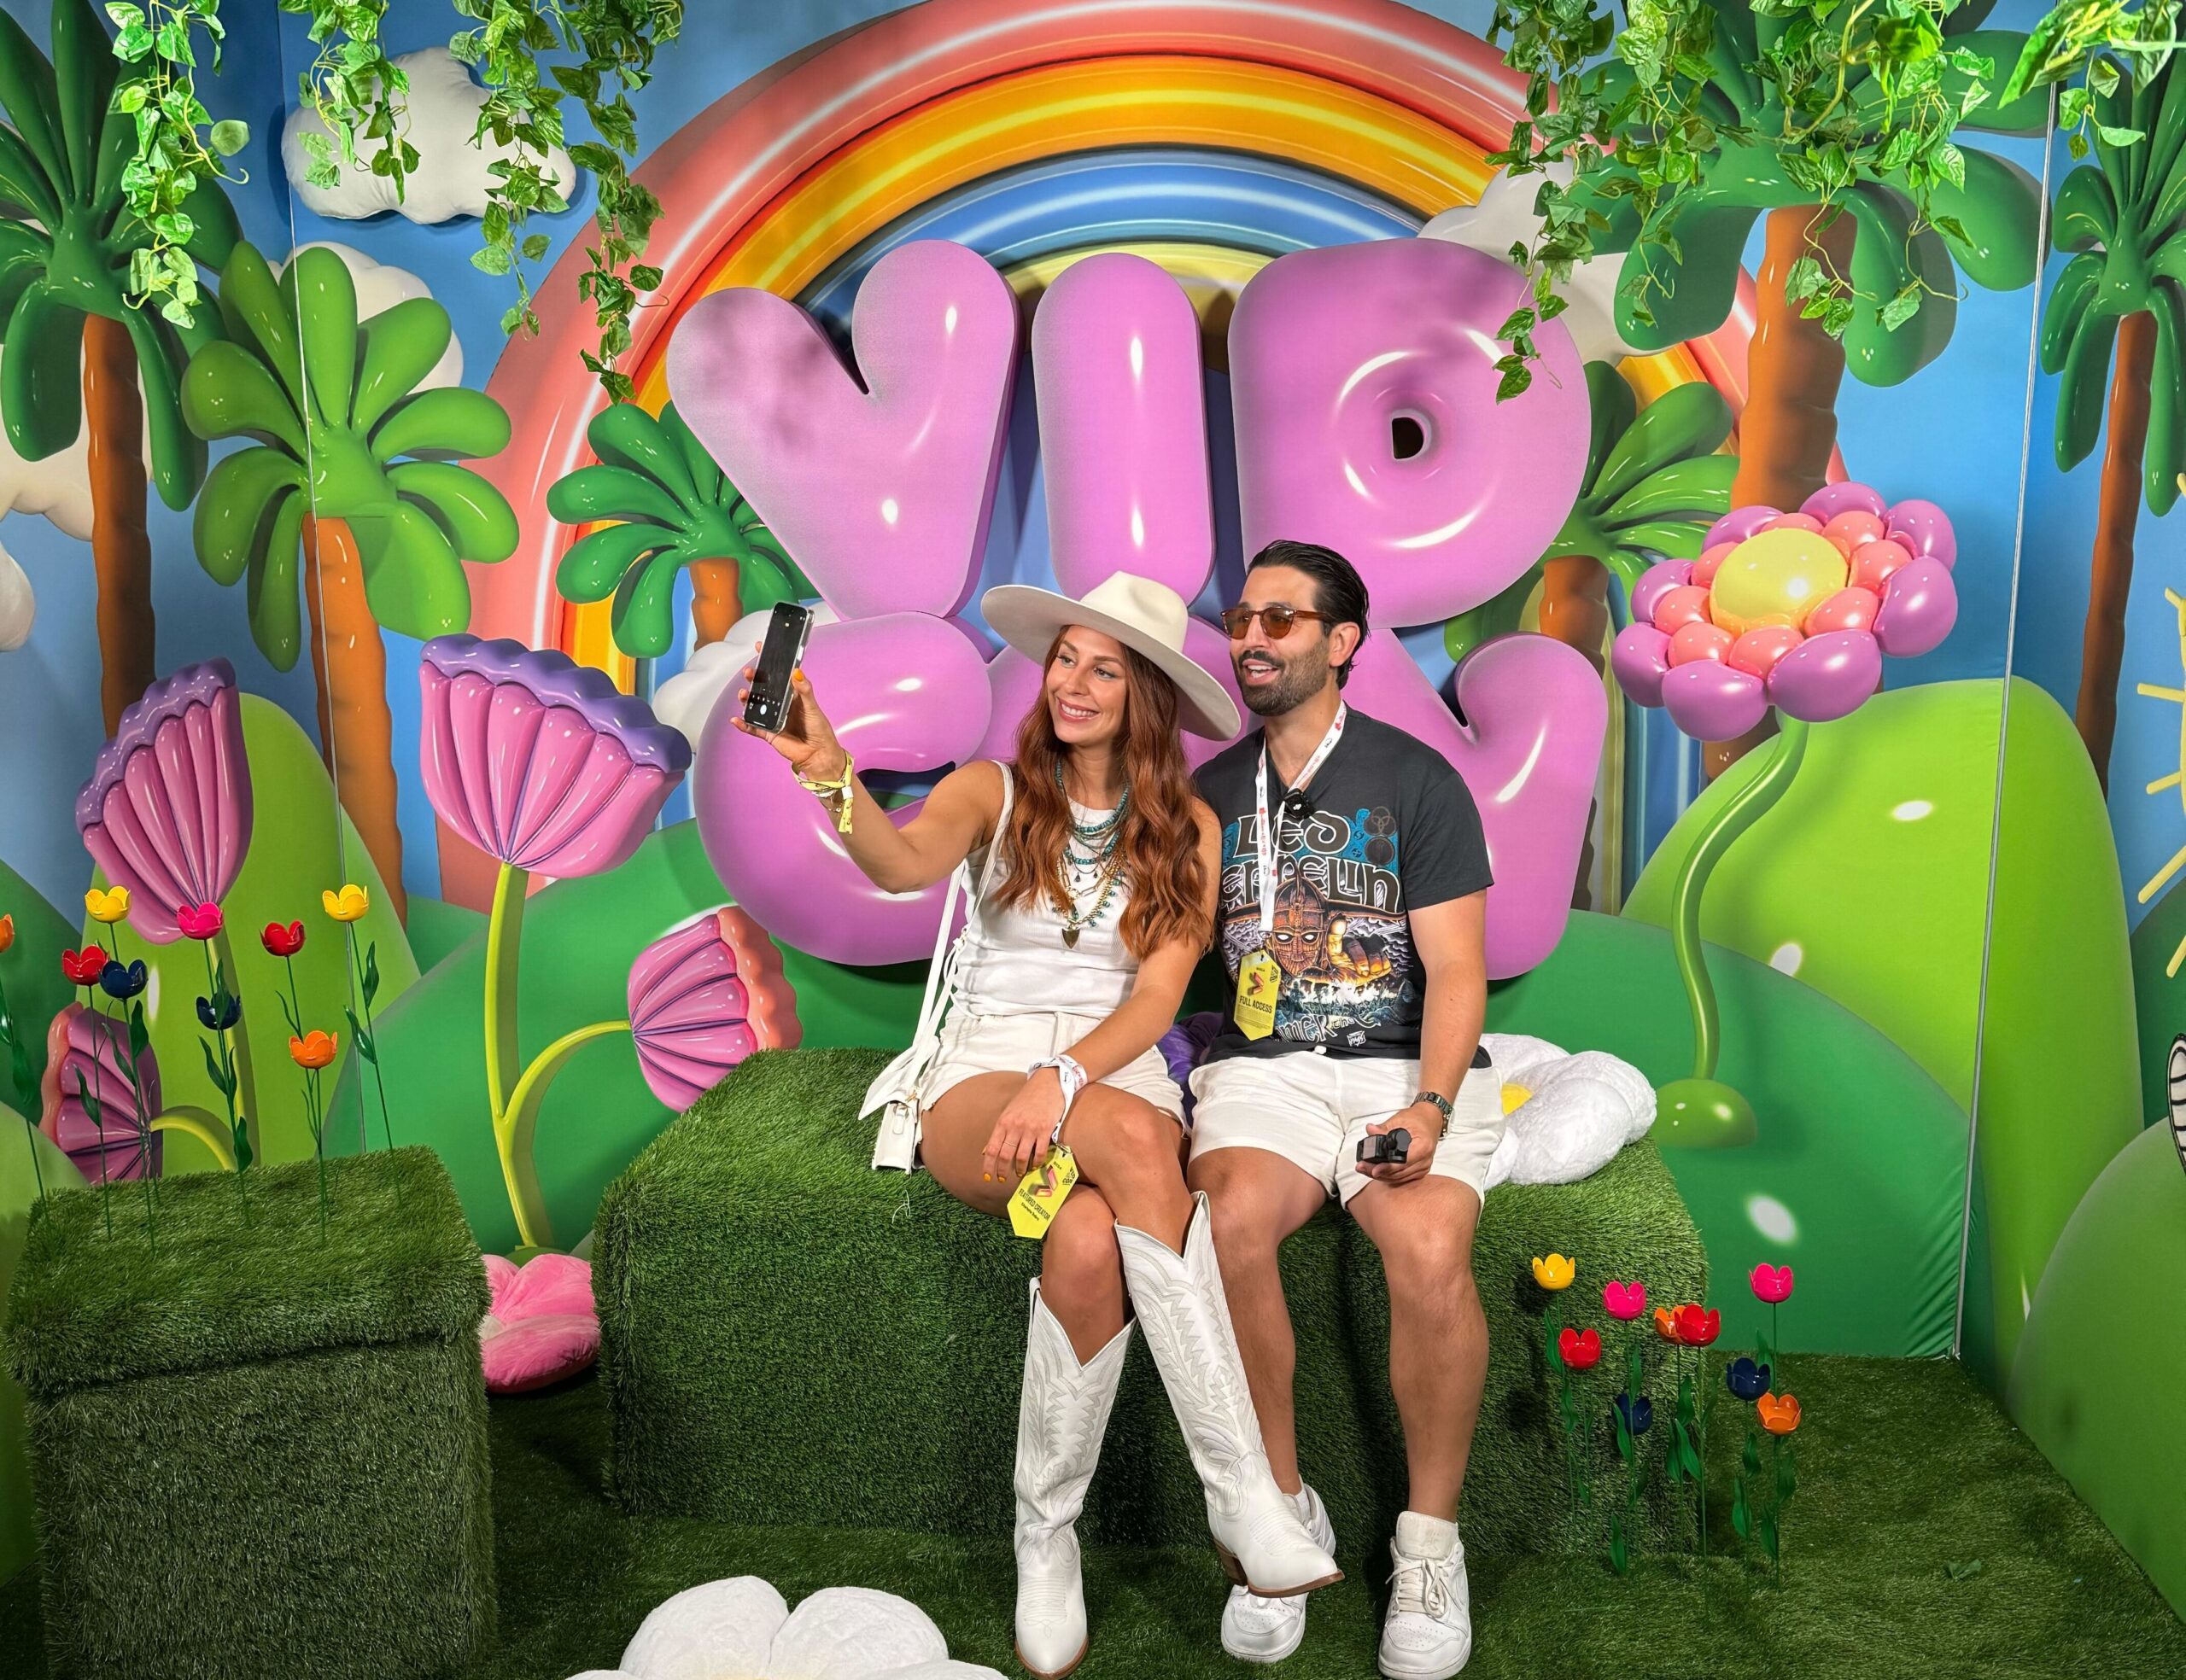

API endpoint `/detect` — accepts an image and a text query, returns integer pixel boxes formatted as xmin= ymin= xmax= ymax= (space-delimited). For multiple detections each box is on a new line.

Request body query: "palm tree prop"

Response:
xmin=1447 ymin=365 xmax=1736 ymax=666
xmin=548 ymin=400 xmax=808 ymax=659
xmin=1578 ymin=10 xmax=2045 ymax=512
xmin=1447 ymin=364 xmax=1733 ymax=907
xmin=0 ymin=0 xmax=238 ymax=731
xmin=2042 ymin=53 xmax=2186 ymax=792
xmin=182 ymin=242 xmax=518 ymax=917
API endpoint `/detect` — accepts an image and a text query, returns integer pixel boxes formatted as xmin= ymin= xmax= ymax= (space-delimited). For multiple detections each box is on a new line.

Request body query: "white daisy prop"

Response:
xmin=570 ymin=1576 xmax=1005 ymax=1680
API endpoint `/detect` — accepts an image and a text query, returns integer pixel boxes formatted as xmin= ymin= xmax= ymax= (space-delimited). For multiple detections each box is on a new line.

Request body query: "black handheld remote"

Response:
xmin=1356 ymin=1126 xmax=1412 ymax=1167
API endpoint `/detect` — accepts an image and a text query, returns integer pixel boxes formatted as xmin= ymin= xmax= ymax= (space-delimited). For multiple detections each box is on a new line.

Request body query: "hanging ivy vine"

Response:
xmin=276 ymin=0 xmax=416 ymax=201
xmin=1487 ymin=0 xmax=2180 ymax=395
xmin=279 ymin=0 xmax=681 ymax=401
xmin=452 ymin=0 xmax=681 ymax=400
xmin=106 ymin=0 xmax=248 ymax=326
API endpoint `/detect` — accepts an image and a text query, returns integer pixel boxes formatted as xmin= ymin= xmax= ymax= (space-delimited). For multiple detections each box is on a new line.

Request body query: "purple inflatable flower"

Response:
xmin=419 ymin=636 xmax=691 ymax=878
xmin=628 ymin=907 xmax=801 ymax=1109
xmin=74 ymin=660 xmax=253 ymax=943
xmin=1610 ymin=483 xmax=1957 ymax=741
xmin=39 ymin=1003 xmax=160 ymax=1182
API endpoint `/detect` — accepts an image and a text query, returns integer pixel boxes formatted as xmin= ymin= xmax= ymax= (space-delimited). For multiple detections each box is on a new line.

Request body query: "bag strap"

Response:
xmin=909 ymin=761 xmax=1014 ymax=1056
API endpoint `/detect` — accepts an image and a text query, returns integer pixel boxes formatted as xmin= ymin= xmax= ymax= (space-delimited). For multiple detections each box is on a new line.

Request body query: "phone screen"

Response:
xmin=744 ymin=603 xmax=812 ymax=733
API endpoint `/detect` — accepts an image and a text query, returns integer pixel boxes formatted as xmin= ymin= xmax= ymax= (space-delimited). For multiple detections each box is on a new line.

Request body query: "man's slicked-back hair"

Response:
xmin=1247 ymin=540 xmax=1370 ymax=688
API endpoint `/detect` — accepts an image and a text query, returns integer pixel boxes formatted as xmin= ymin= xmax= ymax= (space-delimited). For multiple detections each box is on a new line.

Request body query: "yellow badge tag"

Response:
xmin=1236 ymin=949 xmax=1281 ymax=1041
xmin=1009 ymin=1146 xmax=1080 ymax=1240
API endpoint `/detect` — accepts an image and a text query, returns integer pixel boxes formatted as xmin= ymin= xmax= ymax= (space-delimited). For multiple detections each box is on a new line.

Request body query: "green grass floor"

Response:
xmin=4 ymin=1354 xmax=2181 ymax=1679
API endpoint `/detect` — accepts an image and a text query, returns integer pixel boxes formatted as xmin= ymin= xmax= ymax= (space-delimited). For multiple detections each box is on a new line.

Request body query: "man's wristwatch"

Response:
xmin=1413 ymin=1090 xmax=1454 ymax=1136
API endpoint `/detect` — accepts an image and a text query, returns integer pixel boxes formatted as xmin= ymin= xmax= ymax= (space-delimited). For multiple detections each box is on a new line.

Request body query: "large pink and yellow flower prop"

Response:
xmin=628 ymin=907 xmax=803 ymax=1109
xmin=419 ymin=636 xmax=692 ymax=878
xmin=74 ymin=660 xmax=254 ymax=943
xmin=1611 ymin=483 xmax=1957 ymax=741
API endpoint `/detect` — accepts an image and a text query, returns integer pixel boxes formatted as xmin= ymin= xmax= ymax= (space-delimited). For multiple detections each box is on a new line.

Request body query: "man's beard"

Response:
xmin=1238 ymin=648 xmax=1332 ymax=717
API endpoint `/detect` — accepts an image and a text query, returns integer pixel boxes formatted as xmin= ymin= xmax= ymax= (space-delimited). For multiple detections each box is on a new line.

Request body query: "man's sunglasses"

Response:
xmin=1221 ymin=604 xmax=1330 ymax=641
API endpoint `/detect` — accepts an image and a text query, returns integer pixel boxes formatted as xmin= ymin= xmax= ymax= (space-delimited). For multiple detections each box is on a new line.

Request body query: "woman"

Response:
xmin=738 ymin=571 xmax=1341 ymax=1677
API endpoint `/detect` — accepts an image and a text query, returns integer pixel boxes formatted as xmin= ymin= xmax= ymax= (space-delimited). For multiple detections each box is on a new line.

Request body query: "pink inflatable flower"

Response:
xmin=74 ymin=660 xmax=253 ymax=943
xmin=1611 ymin=483 xmax=1957 ymax=741
xmin=628 ymin=907 xmax=802 ymax=1109
xmin=418 ymin=636 xmax=692 ymax=878
xmin=40 ymin=1002 xmax=161 ymax=1182
xmin=479 ymin=1252 xmax=599 ymax=1394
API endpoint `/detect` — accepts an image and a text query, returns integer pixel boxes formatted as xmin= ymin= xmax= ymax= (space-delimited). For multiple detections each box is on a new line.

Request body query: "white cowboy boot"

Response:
xmin=1114 ymin=1193 xmax=1343 ymax=1597
xmin=1014 ymin=1280 xmax=1132 ymax=1680
xmin=1222 ymin=1484 xmax=1338 ymax=1662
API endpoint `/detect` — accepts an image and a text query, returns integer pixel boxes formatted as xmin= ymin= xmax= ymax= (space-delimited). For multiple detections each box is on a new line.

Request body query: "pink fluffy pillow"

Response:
xmin=480 ymin=1253 xmax=599 ymax=1394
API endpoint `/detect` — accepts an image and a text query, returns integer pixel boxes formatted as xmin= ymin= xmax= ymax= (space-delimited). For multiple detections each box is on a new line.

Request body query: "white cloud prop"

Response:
xmin=652 ymin=640 xmax=742 ymax=754
xmin=282 ymin=46 xmax=577 ymax=225
xmin=1420 ymin=165 xmax=1637 ymax=365
xmin=275 ymin=242 xmax=463 ymax=389
xmin=570 ymin=1576 xmax=1005 ymax=1680
xmin=0 ymin=342 xmax=100 ymax=650
xmin=1482 ymin=1032 xmax=1656 ymax=1190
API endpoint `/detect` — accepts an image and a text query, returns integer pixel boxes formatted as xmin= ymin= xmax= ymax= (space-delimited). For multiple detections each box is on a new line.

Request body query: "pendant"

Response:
xmin=1061 ymin=925 xmax=1080 ymax=949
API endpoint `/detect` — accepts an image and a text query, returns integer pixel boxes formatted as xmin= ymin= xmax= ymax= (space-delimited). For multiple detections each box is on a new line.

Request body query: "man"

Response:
xmin=1188 ymin=540 xmax=1502 ymax=1679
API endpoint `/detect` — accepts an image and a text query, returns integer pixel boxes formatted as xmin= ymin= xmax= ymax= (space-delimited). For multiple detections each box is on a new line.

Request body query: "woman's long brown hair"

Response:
xmin=991 ymin=633 xmax=1212 ymax=960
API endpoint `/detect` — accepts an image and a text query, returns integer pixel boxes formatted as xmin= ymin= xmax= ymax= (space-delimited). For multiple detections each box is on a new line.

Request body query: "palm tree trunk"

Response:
xmin=303 ymin=513 xmax=406 ymax=920
xmin=82 ymin=314 xmax=153 ymax=736
xmin=1709 ymin=204 xmax=1860 ymax=779
xmin=2077 ymin=310 xmax=2156 ymax=794
xmin=1541 ymin=555 xmax=1610 ymax=907
xmin=688 ymin=558 xmax=739 ymax=646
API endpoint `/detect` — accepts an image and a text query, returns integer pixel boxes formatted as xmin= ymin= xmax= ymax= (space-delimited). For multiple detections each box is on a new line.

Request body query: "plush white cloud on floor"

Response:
xmin=1419 ymin=164 xmax=1637 ymax=365
xmin=282 ymin=45 xmax=577 ymax=225
xmin=275 ymin=242 xmax=463 ymax=389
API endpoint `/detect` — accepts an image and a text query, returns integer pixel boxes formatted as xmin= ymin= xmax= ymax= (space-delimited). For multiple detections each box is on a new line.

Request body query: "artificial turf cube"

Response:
xmin=3 ymin=1147 xmax=495 ymax=1680
xmin=596 ymin=1047 xmax=1706 ymax=1561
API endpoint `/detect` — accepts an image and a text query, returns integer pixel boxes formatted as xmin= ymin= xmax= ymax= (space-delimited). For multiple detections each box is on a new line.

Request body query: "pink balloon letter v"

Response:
xmin=666 ymin=240 xmax=1019 ymax=620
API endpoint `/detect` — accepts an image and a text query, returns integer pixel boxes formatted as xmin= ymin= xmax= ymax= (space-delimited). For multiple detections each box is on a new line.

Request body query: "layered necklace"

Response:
xmin=1055 ymin=760 xmax=1127 ymax=948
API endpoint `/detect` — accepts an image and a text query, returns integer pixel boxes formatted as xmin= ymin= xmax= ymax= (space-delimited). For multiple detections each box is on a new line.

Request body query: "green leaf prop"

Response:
xmin=182 ymin=242 xmax=519 ymax=667
xmin=549 ymin=400 xmax=810 ymax=658
xmin=1444 ymin=364 xmax=1732 ymax=664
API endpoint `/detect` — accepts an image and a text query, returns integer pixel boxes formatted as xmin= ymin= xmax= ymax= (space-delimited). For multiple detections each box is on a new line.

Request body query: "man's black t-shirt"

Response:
xmin=1194 ymin=709 xmax=1493 ymax=1062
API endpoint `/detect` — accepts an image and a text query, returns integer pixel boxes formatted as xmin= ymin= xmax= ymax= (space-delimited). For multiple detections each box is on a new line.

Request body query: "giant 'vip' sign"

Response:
xmin=665 ymin=240 xmax=1606 ymax=976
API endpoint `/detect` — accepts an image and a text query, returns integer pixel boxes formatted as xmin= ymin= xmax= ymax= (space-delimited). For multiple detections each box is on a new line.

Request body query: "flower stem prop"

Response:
xmin=323 ymin=885 xmax=395 ymax=1161
xmin=289 ymin=1030 xmax=340 ymax=1234
xmin=0 ymin=913 xmax=37 ymax=1118
xmin=418 ymin=636 xmax=690 ymax=1250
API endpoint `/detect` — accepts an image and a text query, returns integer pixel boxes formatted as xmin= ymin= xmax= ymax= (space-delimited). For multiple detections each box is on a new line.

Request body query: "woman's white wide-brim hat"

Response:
xmin=982 ymin=571 xmax=1242 ymax=740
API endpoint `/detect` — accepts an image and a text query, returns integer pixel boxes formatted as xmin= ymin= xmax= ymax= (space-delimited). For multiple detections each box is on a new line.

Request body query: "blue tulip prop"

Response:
xmin=196 ymin=993 xmax=241 ymax=1032
xmin=99 ymin=960 xmax=147 ymax=1001
xmin=1608 ymin=1388 xmax=1656 ymax=1573
xmin=1613 ymin=1391 xmax=1655 ymax=1434
xmin=1727 ymin=1357 xmax=1772 ymax=1402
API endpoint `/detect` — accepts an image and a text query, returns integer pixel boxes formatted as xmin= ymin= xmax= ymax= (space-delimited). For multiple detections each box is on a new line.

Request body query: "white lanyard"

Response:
xmin=1255 ymin=704 xmax=1347 ymax=934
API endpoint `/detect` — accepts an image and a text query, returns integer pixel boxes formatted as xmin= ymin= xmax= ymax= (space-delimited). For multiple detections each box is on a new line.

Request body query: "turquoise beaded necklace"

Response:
xmin=1055 ymin=761 xmax=1127 ymax=948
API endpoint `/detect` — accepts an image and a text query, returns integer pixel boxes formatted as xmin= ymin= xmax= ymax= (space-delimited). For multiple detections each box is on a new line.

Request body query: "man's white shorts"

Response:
xmin=1188 ymin=1048 xmax=1505 ymax=1206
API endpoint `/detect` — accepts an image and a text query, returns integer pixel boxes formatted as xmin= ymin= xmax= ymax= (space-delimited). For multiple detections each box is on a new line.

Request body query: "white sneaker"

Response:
xmin=1221 ymin=1485 xmax=1337 ymax=1663
xmin=1377 ymin=1511 xmax=1471 ymax=1679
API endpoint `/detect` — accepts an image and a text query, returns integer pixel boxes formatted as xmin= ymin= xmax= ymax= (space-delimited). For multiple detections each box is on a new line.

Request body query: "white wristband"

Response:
xmin=1030 ymin=1054 xmax=1087 ymax=1143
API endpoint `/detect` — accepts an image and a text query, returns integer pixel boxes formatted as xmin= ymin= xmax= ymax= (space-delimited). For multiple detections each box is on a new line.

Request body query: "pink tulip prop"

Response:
xmin=628 ymin=907 xmax=803 ymax=1110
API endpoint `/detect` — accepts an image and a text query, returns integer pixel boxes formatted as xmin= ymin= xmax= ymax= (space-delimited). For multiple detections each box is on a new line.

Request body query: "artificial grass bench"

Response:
xmin=598 ymin=1047 xmax=1708 ymax=1564
xmin=3 ymin=1148 xmax=496 ymax=1680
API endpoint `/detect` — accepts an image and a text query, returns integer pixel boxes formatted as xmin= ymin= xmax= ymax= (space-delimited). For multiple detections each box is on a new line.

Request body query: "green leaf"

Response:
xmin=1733 ymin=1477 xmax=1751 ymax=1539
xmin=208 ymin=119 xmax=246 ymax=156
xmin=362 ymin=942 xmax=380 ymax=1006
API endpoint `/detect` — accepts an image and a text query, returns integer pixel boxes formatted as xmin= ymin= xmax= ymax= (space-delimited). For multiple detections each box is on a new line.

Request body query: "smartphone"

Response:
xmin=743 ymin=602 xmax=813 ymax=734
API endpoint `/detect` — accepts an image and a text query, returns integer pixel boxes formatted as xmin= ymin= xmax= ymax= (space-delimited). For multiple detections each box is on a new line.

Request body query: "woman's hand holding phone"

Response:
xmin=735 ymin=656 xmax=847 ymax=782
